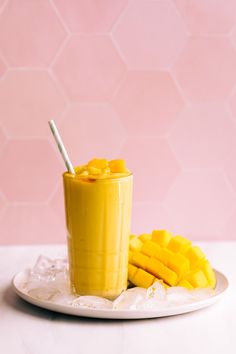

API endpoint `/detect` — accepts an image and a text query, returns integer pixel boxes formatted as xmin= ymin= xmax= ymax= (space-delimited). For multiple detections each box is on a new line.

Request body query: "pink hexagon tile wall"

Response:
xmin=0 ymin=205 xmax=65 ymax=245
xmin=0 ymin=140 xmax=63 ymax=202
xmin=221 ymin=209 xmax=236 ymax=239
xmin=53 ymin=36 xmax=126 ymax=101
xmin=131 ymin=203 xmax=173 ymax=235
xmin=0 ymin=193 xmax=6 ymax=216
xmin=0 ymin=125 xmax=7 ymax=150
xmin=164 ymin=170 xmax=235 ymax=240
xmin=0 ymin=71 xmax=66 ymax=137
xmin=113 ymin=71 xmax=184 ymax=136
xmin=0 ymin=0 xmax=66 ymax=67
xmin=0 ymin=57 xmax=6 ymax=78
xmin=223 ymin=149 xmax=236 ymax=194
xmin=58 ymin=103 xmax=126 ymax=163
xmin=229 ymin=89 xmax=236 ymax=120
xmin=0 ymin=0 xmax=6 ymax=9
xmin=1 ymin=1 xmax=236 ymax=244
xmin=53 ymin=0 xmax=128 ymax=33
xmin=121 ymin=138 xmax=181 ymax=202
xmin=174 ymin=0 xmax=236 ymax=35
xmin=113 ymin=0 xmax=187 ymax=69
xmin=168 ymin=103 xmax=236 ymax=168
xmin=50 ymin=182 xmax=65 ymax=222
xmin=173 ymin=37 xmax=236 ymax=101
xmin=231 ymin=28 xmax=236 ymax=50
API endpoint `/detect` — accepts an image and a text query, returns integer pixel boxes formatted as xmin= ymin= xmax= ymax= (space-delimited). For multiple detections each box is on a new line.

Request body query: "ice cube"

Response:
xmin=166 ymin=286 xmax=194 ymax=305
xmin=113 ymin=287 xmax=147 ymax=310
xmin=70 ymin=296 xmax=113 ymax=309
xmin=147 ymin=281 xmax=166 ymax=300
xmin=140 ymin=297 xmax=168 ymax=310
xmin=28 ymin=286 xmax=61 ymax=301
xmin=30 ymin=255 xmax=68 ymax=283
xmin=55 ymin=292 xmax=78 ymax=305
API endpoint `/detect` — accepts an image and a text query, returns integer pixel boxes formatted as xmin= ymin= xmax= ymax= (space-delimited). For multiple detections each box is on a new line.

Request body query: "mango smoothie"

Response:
xmin=63 ymin=159 xmax=133 ymax=299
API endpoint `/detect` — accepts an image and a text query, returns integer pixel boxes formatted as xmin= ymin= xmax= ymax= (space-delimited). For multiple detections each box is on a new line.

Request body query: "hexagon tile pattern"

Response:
xmin=0 ymin=71 xmax=66 ymax=137
xmin=164 ymin=170 xmax=235 ymax=240
xmin=58 ymin=103 xmax=126 ymax=164
xmin=1 ymin=0 xmax=236 ymax=244
xmin=0 ymin=0 xmax=66 ymax=67
xmin=113 ymin=71 xmax=184 ymax=136
xmin=174 ymin=0 xmax=236 ymax=35
xmin=121 ymin=138 xmax=181 ymax=202
xmin=53 ymin=36 xmax=126 ymax=101
xmin=173 ymin=37 xmax=236 ymax=101
xmin=168 ymin=103 xmax=236 ymax=168
xmin=53 ymin=0 xmax=128 ymax=34
xmin=113 ymin=0 xmax=187 ymax=69
xmin=0 ymin=140 xmax=63 ymax=202
xmin=0 ymin=57 xmax=6 ymax=78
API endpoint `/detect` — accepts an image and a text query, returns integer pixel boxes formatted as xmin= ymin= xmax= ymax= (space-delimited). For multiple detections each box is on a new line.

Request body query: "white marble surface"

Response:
xmin=0 ymin=242 xmax=235 ymax=354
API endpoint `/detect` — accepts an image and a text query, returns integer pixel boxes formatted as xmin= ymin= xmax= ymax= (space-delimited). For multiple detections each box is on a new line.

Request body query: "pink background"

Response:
xmin=0 ymin=0 xmax=236 ymax=244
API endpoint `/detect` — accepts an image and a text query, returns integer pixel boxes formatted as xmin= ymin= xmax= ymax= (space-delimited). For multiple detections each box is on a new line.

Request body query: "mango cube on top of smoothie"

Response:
xmin=74 ymin=158 xmax=130 ymax=179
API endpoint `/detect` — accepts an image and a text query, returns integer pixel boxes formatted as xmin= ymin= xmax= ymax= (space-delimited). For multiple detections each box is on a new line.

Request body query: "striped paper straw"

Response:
xmin=48 ymin=120 xmax=75 ymax=174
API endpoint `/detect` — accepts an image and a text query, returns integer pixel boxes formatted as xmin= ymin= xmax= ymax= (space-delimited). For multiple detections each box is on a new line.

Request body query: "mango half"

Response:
xmin=129 ymin=230 xmax=216 ymax=290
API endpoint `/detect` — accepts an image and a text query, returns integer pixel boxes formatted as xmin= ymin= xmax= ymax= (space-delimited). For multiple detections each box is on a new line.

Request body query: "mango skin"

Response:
xmin=128 ymin=230 xmax=216 ymax=290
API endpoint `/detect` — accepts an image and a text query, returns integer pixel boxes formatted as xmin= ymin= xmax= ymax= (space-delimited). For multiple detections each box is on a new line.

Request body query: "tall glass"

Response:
xmin=63 ymin=173 xmax=133 ymax=299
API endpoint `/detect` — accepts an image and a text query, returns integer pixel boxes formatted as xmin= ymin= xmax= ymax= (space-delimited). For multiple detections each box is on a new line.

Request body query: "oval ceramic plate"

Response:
xmin=12 ymin=269 xmax=228 ymax=320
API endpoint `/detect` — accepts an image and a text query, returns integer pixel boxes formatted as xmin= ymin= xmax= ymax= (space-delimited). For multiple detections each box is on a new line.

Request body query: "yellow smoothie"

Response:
xmin=63 ymin=159 xmax=133 ymax=299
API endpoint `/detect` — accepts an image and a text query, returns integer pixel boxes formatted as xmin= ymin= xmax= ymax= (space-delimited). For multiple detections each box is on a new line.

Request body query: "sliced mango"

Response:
xmin=129 ymin=237 xmax=143 ymax=252
xmin=128 ymin=229 xmax=216 ymax=290
xmin=141 ymin=241 xmax=161 ymax=257
xmin=139 ymin=233 xmax=152 ymax=243
xmin=129 ymin=265 xmax=156 ymax=288
xmin=146 ymin=257 xmax=178 ymax=286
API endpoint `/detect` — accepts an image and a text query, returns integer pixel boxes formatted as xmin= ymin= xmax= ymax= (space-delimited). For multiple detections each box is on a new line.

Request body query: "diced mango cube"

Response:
xmin=186 ymin=269 xmax=209 ymax=288
xmin=155 ymin=248 xmax=190 ymax=278
xmin=152 ymin=230 xmax=172 ymax=247
xmin=74 ymin=165 xmax=83 ymax=174
xmin=178 ymin=279 xmax=193 ymax=289
xmin=87 ymin=166 xmax=101 ymax=175
xmin=88 ymin=158 xmax=108 ymax=169
xmin=146 ymin=257 xmax=178 ymax=286
xmin=141 ymin=241 xmax=161 ymax=257
xmin=109 ymin=159 xmax=126 ymax=173
xmin=168 ymin=235 xmax=191 ymax=253
xmin=154 ymin=247 xmax=172 ymax=266
xmin=80 ymin=170 xmax=89 ymax=176
xmin=130 ymin=252 xmax=149 ymax=269
xmin=201 ymin=260 xmax=216 ymax=288
xmin=129 ymin=250 xmax=133 ymax=261
xmin=139 ymin=234 xmax=152 ymax=242
xmin=132 ymin=268 xmax=156 ymax=288
xmin=128 ymin=264 xmax=138 ymax=279
xmin=185 ymin=246 xmax=205 ymax=265
xmin=129 ymin=237 xmax=143 ymax=252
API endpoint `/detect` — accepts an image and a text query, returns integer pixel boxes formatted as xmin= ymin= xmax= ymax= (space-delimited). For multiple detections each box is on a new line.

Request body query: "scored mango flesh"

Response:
xmin=129 ymin=230 xmax=216 ymax=290
xmin=74 ymin=158 xmax=131 ymax=180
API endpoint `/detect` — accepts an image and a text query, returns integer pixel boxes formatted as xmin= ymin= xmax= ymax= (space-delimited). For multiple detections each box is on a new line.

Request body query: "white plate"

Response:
xmin=12 ymin=269 xmax=228 ymax=320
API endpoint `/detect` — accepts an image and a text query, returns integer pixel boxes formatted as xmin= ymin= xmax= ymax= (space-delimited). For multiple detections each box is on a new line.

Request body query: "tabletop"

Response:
xmin=0 ymin=242 xmax=235 ymax=354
